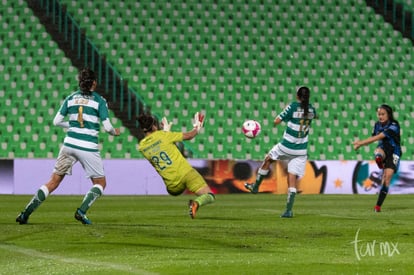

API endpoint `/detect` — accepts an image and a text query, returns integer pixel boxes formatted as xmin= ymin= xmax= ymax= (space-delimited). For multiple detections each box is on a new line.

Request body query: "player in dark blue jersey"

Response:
xmin=353 ymin=104 xmax=401 ymax=212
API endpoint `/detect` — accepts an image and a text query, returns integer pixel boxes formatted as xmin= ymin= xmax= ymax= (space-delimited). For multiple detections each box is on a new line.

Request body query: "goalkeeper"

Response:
xmin=137 ymin=112 xmax=215 ymax=219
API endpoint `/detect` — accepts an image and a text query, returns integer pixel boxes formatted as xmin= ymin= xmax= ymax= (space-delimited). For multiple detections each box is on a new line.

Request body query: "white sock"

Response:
xmin=288 ymin=187 xmax=297 ymax=194
xmin=258 ymin=168 xmax=269 ymax=176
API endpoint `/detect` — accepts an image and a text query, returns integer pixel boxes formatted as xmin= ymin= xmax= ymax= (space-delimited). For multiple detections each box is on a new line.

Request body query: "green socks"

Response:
xmin=194 ymin=193 xmax=215 ymax=207
xmin=285 ymin=187 xmax=297 ymax=212
xmin=23 ymin=185 xmax=49 ymax=217
xmin=20 ymin=184 xmax=103 ymax=220
xmin=79 ymin=185 xmax=104 ymax=213
xmin=254 ymin=168 xmax=269 ymax=188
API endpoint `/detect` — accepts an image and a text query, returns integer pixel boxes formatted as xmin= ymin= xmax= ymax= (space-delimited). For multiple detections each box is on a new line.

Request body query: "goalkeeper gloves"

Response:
xmin=193 ymin=112 xmax=205 ymax=132
xmin=161 ymin=117 xmax=172 ymax=131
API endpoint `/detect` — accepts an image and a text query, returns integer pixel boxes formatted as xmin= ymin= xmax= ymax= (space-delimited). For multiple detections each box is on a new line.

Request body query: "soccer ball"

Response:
xmin=242 ymin=120 xmax=261 ymax=139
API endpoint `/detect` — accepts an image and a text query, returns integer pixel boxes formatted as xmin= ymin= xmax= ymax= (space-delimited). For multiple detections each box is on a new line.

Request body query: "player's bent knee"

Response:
xmin=374 ymin=148 xmax=386 ymax=158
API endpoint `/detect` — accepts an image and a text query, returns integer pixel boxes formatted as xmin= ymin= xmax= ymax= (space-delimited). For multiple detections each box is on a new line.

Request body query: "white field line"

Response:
xmin=0 ymin=243 xmax=158 ymax=275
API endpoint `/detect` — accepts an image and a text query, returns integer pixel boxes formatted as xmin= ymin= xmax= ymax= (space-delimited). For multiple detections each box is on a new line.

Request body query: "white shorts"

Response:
xmin=53 ymin=145 xmax=105 ymax=178
xmin=267 ymin=144 xmax=307 ymax=177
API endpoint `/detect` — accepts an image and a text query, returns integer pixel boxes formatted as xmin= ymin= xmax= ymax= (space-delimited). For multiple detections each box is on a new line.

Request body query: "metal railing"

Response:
xmin=37 ymin=0 xmax=147 ymax=121
xmin=33 ymin=0 xmax=195 ymax=157
xmin=374 ymin=0 xmax=414 ymax=40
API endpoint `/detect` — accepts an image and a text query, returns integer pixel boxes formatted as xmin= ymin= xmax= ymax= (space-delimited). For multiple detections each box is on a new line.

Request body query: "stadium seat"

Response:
xmin=4 ymin=0 xmax=414 ymax=160
xmin=0 ymin=1 xmax=141 ymax=159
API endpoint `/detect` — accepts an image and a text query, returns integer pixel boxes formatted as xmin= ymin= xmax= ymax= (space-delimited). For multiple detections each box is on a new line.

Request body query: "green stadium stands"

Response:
xmin=0 ymin=0 xmax=139 ymax=159
xmin=1 ymin=0 xmax=413 ymax=160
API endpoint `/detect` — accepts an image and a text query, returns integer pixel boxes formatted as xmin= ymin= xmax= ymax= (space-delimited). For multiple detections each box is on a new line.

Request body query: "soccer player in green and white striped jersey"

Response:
xmin=245 ymin=86 xmax=316 ymax=218
xmin=16 ymin=68 xmax=120 ymax=225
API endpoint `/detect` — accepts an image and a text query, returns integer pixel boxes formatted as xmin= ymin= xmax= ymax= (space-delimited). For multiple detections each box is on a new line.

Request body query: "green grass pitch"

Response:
xmin=1 ymin=194 xmax=413 ymax=274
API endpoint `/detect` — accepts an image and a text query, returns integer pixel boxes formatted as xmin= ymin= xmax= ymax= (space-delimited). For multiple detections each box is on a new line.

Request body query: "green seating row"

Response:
xmin=0 ymin=1 xmax=140 ymax=159
xmin=1 ymin=0 xmax=413 ymax=160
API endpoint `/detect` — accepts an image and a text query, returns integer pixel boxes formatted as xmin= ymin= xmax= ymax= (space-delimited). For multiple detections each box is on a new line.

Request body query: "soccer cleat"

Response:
xmin=280 ymin=211 xmax=293 ymax=218
xmin=74 ymin=208 xmax=92 ymax=224
xmin=16 ymin=212 xmax=28 ymax=224
xmin=374 ymin=205 xmax=381 ymax=212
xmin=244 ymin=183 xmax=259 ymax=194
xmin=375 ymin=154 xmax=384 ymax=169
xmin=188 ymin=200 xmax=199 ymax=219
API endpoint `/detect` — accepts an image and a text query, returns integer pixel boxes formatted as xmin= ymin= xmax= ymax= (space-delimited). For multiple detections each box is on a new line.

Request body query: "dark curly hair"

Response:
xmin=137 ymin=114 xmax=157 ymax=133
xmin=78 ymin=67 xmax=96 ymax=95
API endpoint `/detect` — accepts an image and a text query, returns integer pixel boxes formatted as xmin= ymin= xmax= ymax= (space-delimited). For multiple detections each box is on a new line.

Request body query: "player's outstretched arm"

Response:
xmin=161 ymin=117 xmax=173 ymax=131
xmin=183 ymin=112 xmax=205 ymax=140
xmin=53 ymin=113 xmax=70 ymax=128
xmin=273 ymin=116 xmax=282 ymax=126
xmin=102 ymin=119 xmax=120 ymax=136
xmin=183 ymin=128 xmax=198 ymax=140
xmin=353 ymin=133 xmax=385 ymax=150
xmin=193 ymin=112 xmax=205 ymax=132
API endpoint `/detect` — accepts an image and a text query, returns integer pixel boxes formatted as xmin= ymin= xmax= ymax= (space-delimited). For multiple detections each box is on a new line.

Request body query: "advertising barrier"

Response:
xmin=1 ymin=159 xmax=413 ymax=195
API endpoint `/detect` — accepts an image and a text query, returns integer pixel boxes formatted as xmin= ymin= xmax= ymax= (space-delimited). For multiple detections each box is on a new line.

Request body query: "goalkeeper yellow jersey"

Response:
xmin=138 ymin=131 xmax=193 ymax=186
